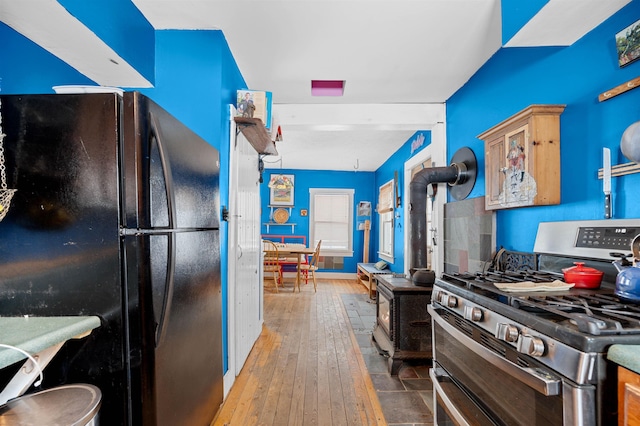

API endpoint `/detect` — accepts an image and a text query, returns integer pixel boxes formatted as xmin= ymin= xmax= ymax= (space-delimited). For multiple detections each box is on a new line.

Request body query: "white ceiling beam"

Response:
xmin=505 ymin=0 xmax=631 ymax=47
xmin=0 ymin=0 xmax=152 ymax=87
xmin=274 ymin=103 xmax=445 ymax=130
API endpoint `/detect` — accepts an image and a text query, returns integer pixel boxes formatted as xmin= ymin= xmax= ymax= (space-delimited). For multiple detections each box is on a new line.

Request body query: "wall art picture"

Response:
xmin=617 ymin=19 xmax=640 ymax=67
xmin=269 ymin=174 xmax=295 ymax=206
xmin=357 ymin=201 xmax=372 ymax=217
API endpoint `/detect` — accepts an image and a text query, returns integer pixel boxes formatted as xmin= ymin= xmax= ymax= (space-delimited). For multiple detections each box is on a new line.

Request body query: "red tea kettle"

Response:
xmin=611 ymin=234 xmax=640 ymax=303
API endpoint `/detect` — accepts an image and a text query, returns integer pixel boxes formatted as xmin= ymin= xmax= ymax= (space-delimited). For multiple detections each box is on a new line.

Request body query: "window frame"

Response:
xmin=377 ymin=179 xmax=394 ymax=262
xmin=309 ymin=188 xmax=355 ymax=257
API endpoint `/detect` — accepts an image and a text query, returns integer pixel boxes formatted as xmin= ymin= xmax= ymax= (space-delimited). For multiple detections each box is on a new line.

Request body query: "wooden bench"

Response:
xmin=357 ymin=263 xmax=387 ymax=299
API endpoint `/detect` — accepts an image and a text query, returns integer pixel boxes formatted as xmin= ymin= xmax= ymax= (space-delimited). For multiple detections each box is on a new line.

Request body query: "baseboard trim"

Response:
xmin=280 ymin=271 xmax=356 ymax=280
xmin=315 ymin=272 xmax=356 ymax=280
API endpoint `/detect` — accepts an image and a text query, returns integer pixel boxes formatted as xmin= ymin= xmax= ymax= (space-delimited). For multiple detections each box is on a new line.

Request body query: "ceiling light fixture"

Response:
xmin=311 ymin=80 xmax=345 ymax=96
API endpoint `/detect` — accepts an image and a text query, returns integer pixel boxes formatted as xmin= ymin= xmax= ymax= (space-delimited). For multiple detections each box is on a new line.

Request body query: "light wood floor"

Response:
xmin=213 ymin=278 xmax=386 ymax=426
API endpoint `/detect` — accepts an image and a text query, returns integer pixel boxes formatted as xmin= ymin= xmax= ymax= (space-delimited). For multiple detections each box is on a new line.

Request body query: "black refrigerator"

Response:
xmin=0 ymin=92 xmax=223 ymax=425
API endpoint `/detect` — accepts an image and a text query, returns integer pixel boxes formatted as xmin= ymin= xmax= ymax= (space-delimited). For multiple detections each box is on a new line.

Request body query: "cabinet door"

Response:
xmin=485 ymin=134 xmax=506 ymax=210
xmin=500 ymin=124 xmax=537 ymax=208
xmin=619 ymin=366 xmax=640 ymax=426
xmin=480 ymin=105 xmax=563 ymax=211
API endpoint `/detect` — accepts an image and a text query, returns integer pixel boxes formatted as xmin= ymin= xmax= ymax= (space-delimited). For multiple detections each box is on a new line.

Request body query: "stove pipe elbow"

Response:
xmin=409 ymin=165 xmax=460 ymax=286
xmin=406 ymin=147 xmax=477 ymax=286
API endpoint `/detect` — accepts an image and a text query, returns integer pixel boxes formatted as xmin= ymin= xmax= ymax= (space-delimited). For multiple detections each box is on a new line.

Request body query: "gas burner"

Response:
xmin=445 ymin=270 xmax=564 ymax=285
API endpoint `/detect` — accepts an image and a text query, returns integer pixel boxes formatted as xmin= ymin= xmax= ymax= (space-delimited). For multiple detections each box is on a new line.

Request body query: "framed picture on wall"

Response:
xmin=357 ymin=201 xmax=372 ymax=217
xmin=616 ymin=18 xmax=640 ymax=67
xmin=269 ymin=174 xmax=295 ymax=206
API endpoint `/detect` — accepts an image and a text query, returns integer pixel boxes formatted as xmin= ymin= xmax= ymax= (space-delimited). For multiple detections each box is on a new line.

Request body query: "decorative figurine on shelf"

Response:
xmin=237 ymin=91 xmax=255 ymax=118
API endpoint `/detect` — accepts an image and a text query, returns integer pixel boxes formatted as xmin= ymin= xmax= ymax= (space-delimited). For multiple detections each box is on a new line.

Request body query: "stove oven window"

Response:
xmin=377 ymin=291 xmax=392 ymax=338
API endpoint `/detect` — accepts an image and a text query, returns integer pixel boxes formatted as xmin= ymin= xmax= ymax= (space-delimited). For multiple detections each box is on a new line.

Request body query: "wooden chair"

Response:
xmin=262 ymin=239 xmax=282 ymax=292
xmin=276 ymin=243 xmax=308 ymax=281
xmin=298 ymin=240 xmax=322 ymax=292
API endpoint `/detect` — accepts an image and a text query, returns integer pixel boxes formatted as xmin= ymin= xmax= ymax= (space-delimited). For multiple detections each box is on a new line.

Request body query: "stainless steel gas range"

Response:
xmin=429 ymin=219 xmax=640 ymax=426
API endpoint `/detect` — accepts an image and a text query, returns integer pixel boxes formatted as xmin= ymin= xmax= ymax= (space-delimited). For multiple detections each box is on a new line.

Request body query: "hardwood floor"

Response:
xmin=213 ymin=278 xmax=387 ymax=426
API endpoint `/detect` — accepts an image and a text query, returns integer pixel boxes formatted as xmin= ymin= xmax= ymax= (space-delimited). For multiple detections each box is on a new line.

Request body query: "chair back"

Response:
xmin=263 ymin=239 xmax=280 ymax=269
xmin=309 ymin=240 xmax=322 ymax=267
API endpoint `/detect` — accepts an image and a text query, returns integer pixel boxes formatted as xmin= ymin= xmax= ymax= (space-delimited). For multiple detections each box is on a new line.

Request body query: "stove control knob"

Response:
xmin=464 ymin=306 xmax=483 ymax=322
xmin=446 ymin=295 xmax=458 ymax=308
xmin=495 ymin=323 xmax=519 ymax=342
xmin=434 ymin=291 xmax=445 ymax=303
xmin=440 ymin=294 xmax=456 ymax=307
xmin=517 ymin=334 xmax=545 ymax=357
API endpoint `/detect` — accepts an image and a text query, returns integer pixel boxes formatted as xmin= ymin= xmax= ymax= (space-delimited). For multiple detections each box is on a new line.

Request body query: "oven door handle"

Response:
xmin=429 ymin=305 xmax=561 ymax=396
xmin=430 ymin=367 xmax=474 ymax=426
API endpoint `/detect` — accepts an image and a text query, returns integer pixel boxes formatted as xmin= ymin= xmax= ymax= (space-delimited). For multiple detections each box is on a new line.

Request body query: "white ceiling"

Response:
xmin=1 ymin=0 xmax=631 ymax=171
xmin=134 ymin=0 xmax=503 ymax=171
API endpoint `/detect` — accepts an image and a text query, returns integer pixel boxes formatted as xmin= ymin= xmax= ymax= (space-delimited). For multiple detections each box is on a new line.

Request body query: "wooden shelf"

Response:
xmin=263 ymin=222 xmax=296 ymax=233
xmin=234 ymin=117 xmax=278 ymax=155
xmin=265 ymin=205 xmax=295 ymax=233
xmin=598 ymin=76 xmax=640 ymax=102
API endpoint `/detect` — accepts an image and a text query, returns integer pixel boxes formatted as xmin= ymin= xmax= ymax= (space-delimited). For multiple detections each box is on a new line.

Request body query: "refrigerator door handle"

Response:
xmin=149 ymin=112 xmax=178 ymax=348
xmin=148 ymin=111 xmax=177 ymax=229
xmin=155 ymin=232 xmax=176 ymax=348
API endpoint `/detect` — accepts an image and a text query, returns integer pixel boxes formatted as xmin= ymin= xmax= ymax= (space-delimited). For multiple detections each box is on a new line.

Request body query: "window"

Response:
xmin=378 ymin=180 xmax=394 ymax=262
xmin=309 ymin=188 xmax=354 ymax=257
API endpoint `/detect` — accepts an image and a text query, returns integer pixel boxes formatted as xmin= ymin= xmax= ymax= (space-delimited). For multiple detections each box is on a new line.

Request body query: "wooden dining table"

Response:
xmin=275 ymin=246 xmax=316 ymax=292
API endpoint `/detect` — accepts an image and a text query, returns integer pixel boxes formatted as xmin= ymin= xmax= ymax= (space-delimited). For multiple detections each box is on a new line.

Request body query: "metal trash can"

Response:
xmin=0 ymin=383 xmax=101 ymax=425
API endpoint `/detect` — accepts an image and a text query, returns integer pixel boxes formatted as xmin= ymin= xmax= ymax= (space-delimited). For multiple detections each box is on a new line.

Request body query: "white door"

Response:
xmin=225 ymin=107 xmax=262 ymax=396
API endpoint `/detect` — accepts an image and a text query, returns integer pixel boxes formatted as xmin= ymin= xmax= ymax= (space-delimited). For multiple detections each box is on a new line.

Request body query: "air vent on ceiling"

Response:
xmin=311 ymin=80 xmax=345 ymax=96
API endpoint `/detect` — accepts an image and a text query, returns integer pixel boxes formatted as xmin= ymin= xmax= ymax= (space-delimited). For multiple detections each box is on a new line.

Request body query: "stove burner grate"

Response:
xmin=439 ymin=272 xmax=640 ymax=336
xmin=520 ymin=293 xmax=640 ymax=335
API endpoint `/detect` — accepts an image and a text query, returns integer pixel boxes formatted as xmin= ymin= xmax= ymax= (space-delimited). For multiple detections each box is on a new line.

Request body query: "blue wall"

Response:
xmin=260 ymin=169 xmax=375 ymax=273
xmin=447 ymin=0 xmax=640 ymax=253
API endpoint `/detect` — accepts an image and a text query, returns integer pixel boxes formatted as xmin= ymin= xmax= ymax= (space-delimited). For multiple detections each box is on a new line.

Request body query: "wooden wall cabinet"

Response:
xmin=478 ymin=105 xmax=565 ymax=210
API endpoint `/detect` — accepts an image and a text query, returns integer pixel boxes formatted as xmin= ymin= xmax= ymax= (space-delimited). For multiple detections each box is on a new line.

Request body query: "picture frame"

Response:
xmin=357 ymin=201 xmax=372 ymax=217
xmin=269 ymin=174 xmax=295 ymax=206
xmin=616 ymin=18 xmax=640 ymax=68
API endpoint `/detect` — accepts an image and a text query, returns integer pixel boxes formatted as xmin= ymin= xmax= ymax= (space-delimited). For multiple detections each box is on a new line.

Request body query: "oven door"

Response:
xmin=428 ymin=305 xmax=597 ymax=426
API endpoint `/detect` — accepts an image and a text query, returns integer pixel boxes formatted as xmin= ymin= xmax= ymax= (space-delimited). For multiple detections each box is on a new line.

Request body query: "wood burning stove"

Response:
xmin=371 ymin=274 xmax=432 ymax=375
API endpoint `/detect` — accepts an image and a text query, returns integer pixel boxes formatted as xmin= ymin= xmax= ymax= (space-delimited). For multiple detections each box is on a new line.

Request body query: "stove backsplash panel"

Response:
xmin=443 ymin=196 xmax=495 ymax=274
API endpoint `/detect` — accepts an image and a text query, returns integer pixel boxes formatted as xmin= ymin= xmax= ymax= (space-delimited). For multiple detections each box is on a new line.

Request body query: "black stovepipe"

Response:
xmin=409 ymin=163 xmax=467 ymax=286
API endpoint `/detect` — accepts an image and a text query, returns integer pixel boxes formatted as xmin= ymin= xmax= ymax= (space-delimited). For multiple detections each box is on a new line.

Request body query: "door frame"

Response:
xmin=224 ymin=105 xmax=238 ymax=396
xmin=224 ymin=105 xmax=263 ymax=397
xmin=403 ymin=120 xmax=447 ymax=276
